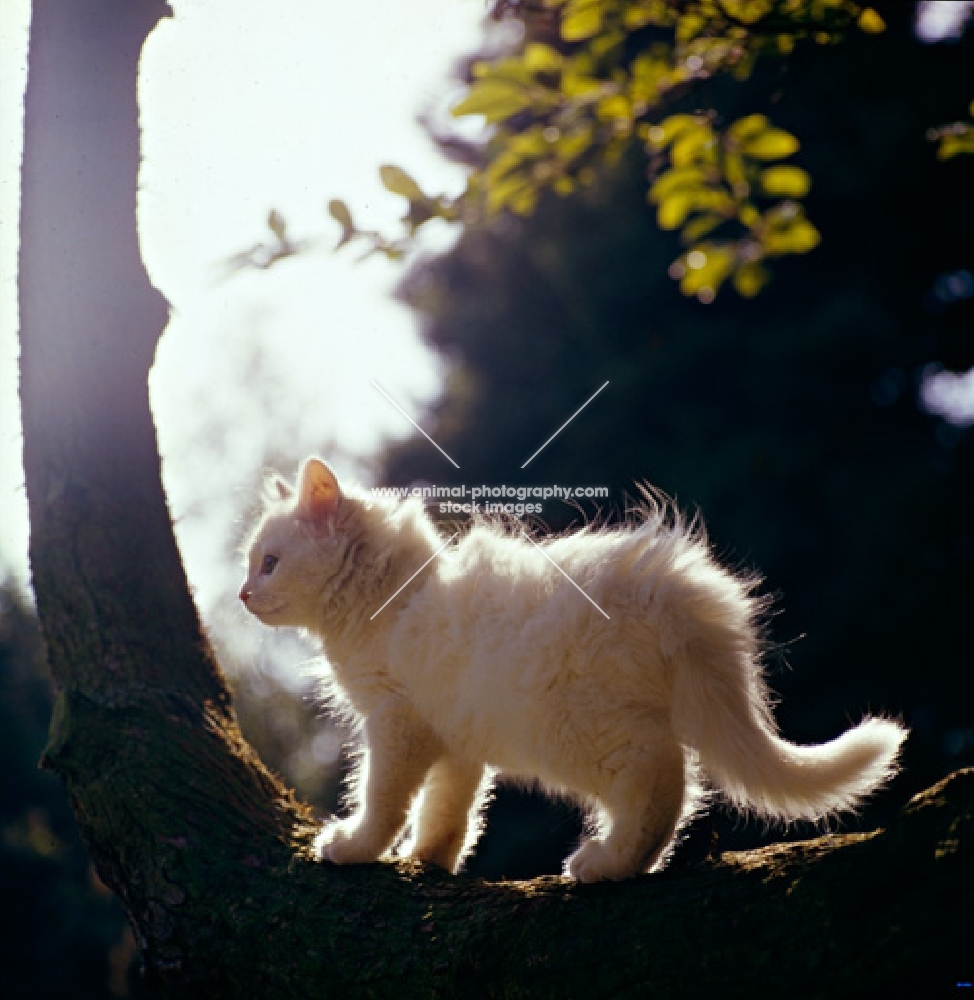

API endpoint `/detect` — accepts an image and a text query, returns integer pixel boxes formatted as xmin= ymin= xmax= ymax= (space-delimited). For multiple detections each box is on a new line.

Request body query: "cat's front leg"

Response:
xmin=316 ymin=696 xmax=441 ymax=866
xmin=409 ymin=756 xmax=489 ymax=872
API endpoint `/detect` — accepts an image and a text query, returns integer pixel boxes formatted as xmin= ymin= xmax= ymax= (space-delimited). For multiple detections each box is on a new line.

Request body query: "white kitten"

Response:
xmin=239 ymin=457 xmax=907 ymax=882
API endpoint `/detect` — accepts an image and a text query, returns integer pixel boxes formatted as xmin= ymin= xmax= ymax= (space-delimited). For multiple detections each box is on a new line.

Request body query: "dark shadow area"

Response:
xmin=0 ymin=587 xmax=147 ymax=999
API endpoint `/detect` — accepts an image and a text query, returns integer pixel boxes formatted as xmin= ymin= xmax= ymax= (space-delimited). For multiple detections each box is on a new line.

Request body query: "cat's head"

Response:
xmin=239 ymin=457 xmax=347 ymax=630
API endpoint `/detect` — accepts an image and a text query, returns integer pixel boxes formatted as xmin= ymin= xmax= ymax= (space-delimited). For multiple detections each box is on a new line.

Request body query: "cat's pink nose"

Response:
xmin=239 ymin=586 xmax=252 ymax=604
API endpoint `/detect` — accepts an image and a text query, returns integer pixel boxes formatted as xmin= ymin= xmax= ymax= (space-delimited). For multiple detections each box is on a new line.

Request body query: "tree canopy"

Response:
xmin=324 ymin=0 xmax=971 ymax=306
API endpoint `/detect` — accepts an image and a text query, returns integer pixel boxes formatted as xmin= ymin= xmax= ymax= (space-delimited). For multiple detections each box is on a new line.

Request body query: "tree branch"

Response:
xmin=40 ymin=688 xmax=974 ymax=1000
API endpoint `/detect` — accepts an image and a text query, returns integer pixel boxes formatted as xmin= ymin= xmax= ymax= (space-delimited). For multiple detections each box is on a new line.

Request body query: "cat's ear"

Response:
xmin=296 ymin=457 xmax=341 ymax=526
xmin=274 ymin=476 xmax=292 ymax=501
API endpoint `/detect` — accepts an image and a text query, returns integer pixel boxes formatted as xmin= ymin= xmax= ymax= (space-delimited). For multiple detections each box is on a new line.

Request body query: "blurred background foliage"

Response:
xmin=330 ymin=0 xmax=917 ymax=302
xmin=3 ymin=0 xmax=973 ymax=994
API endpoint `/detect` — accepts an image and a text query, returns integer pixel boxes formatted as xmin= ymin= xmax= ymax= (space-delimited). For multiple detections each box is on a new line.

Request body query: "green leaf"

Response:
xmin=648 ymin=166 xmax=710 ymax=201
xmin=508 ymin=185 xmax=539 ymax=216
xmin=555 ymin=126 xmax=594 ymax=162
xmin=727 ymin=114 xmax=769 ymax=145
xmin=561 ymin=71 xmax=606 ymax=98
xmin=508 ymin=128 xmax=550 ymax=158
xmin=474 ymin=57 xmax=534 ymax=86
xmin=486 ymin=148 xmax=525 ymax=185
xmin=678 ymin=245 xmax=735 ymax=299
xmin=379 ymin=165 xmax=426 ymax=202
xmin=759 ymin=165 xmax=811 ymax=197
xmin=629 ymin=51 xmax=674 ymax=104
xmin=764 ymin=216 xmax=820 ymax=255
xmin=452 ymin=79 xmax=531 ymax=123
xmin=522 ymin=43 xmax=563 ymax=73
xmin=622 ymin=3 xmax=657 ymax=29
xmin=741 ymin=128 xmax=800 ymax=160
xmin=857 ymin=8 xmax=886 ymax=33
xmin=719 ymin=0 xmax=773 ymax=24
xmin=738 ymin=203 xmax=761 ymax=227
xmin=722 ymin=152 xmax=748 ymax=190
xmin=561 ymin=0 xmax=603 ymax=42
xmin=596 ymin=94 xmax=633 ymax=123
xmin=623 ymin=1 xmax=674 ymax=29
xmin=681 ymin=213 xmax=725 ymax=243
xmin=655 ymin=188 xmax=732 ymax=230
xmin=643 ymin=114 xmax=705 ymax=149
xmin=327 ymin=200 xmax=355 ymax=247
xmin=657 ymin=191 xmax=698 ymax=230
xmin=588 ymin=28 xmax=625 ymax=59
xmin=938 ymin=130 xmax=974 ymax=160
xmin=675 ymin=12 xmax=706 ymax=43
xmin=327 ymin=200 xmax=352 ymax=229
xmin=732 ymin=262 xmax=769 ymax=297
xmin=671 ymin=125 xmax=717 ymax=168
xmin=486 ymin=171 xmax=534 ymax=215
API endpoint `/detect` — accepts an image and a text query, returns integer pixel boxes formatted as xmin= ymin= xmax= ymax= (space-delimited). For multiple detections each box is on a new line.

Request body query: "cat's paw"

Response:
xmin=565 ymin=839 xmax=639 ymax=883
xmin=314 ymin=819 xmax=381 ymax=866
xmin=411 ymin=828 xmax=465 ymax=872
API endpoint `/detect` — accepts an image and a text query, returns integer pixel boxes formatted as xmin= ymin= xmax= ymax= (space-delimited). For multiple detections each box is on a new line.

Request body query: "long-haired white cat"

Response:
xmin=239 ymin=457 xmax=907 ymax=882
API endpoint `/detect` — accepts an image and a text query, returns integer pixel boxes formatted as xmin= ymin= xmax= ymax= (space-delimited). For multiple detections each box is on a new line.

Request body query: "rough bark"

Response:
xmin=16 ymin=2 xmax=973 ymax=998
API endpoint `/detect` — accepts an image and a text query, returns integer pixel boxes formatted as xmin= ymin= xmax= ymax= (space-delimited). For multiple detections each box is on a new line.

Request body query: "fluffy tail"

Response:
xmin=672 ymin=650 xmax=907 ymax=822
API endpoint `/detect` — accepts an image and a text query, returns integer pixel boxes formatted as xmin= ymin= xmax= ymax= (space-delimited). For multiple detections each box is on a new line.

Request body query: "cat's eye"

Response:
xmin=260 ymin=554 xmax=279 ymax=576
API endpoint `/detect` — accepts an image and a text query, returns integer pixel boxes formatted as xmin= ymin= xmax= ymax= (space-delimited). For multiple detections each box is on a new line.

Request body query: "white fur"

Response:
xmin=240 ymin=459 xmax=908 ymax=882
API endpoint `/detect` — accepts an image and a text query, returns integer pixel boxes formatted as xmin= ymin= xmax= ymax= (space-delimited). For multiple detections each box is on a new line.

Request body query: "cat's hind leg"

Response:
xmin=566 ymin=735 xmax=686 ymax=883
xmin=407 ymin=756 xmax=490 ymax=872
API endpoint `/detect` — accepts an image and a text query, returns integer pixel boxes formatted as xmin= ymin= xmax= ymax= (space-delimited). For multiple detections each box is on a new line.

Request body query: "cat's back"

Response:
xmin=421 ymin=516 xmax=695 ymax=628
xmin=390 ymin=518 xmax=674 ymax=676
xmin=385 ymin=517 xmax=686 ymax=773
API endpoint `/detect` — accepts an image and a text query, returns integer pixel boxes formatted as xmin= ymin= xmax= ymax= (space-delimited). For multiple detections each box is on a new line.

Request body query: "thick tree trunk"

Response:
xmin=18 ymin=0 xmax=309 ymax=984
xmin=16 ymin=2 xmax=973 ymax=998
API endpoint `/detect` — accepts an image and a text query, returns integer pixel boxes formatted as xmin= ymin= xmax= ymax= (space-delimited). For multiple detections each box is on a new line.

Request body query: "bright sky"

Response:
xmin=0 ymin=0 xmax=486 ymax=656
